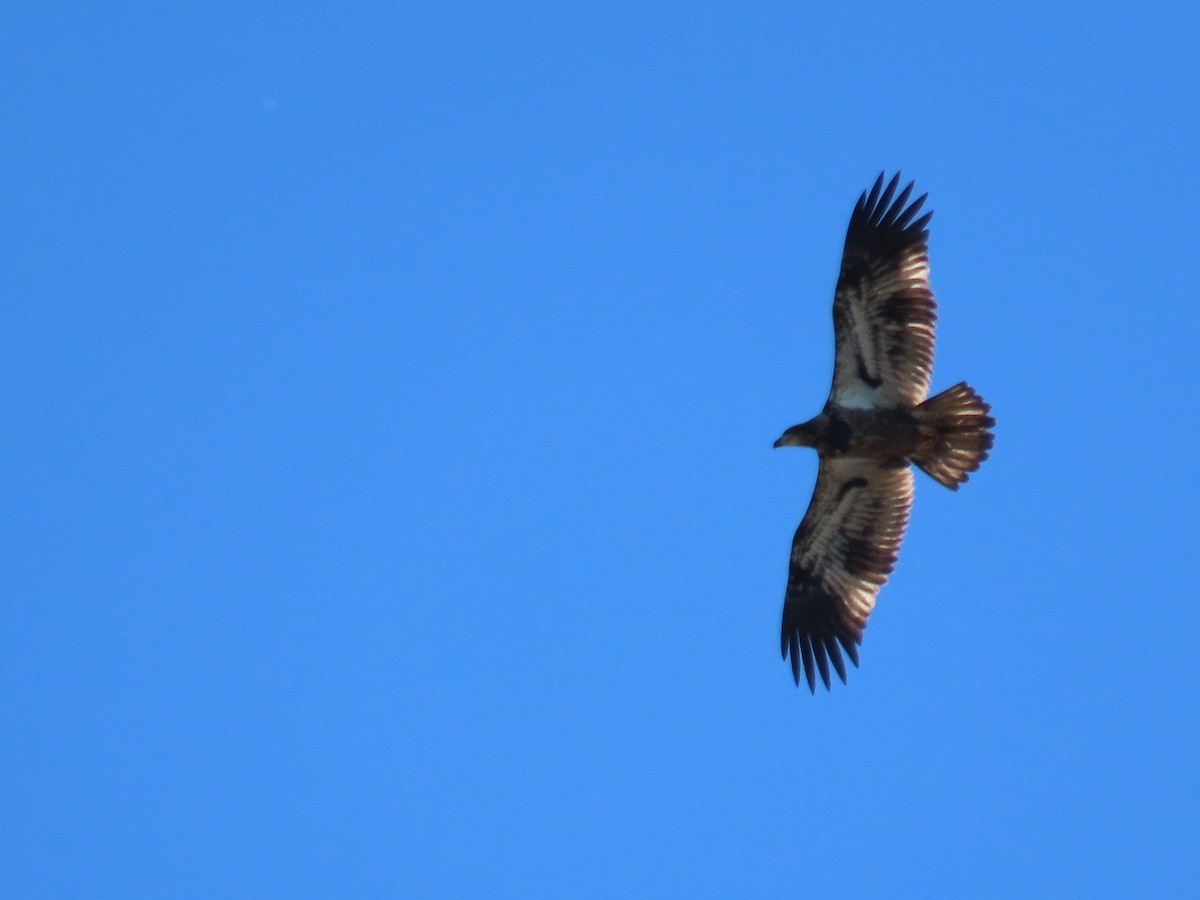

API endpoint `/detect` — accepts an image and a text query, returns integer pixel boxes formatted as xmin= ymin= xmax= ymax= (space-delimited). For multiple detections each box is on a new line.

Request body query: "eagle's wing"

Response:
xmin=829 ymin=172 xmax=936 ymax=409
xmin=781 ymin=456 xmax=913 ymax=691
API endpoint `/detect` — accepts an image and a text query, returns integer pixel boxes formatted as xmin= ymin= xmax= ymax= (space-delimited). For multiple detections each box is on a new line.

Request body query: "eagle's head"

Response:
xmin=774 ymin=420 xmax=818 ymax=449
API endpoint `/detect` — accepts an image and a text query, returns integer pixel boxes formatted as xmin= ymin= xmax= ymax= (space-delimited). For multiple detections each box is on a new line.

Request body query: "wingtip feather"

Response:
xmin=844 ymin=172 xmax=932 ymax=257
xmin=800 ymin=638 xmax=816 ymax=693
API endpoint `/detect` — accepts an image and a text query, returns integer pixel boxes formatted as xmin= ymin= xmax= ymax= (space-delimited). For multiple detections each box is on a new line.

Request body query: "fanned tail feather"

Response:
xmin=910 ymin=382 xmax=994 ymax=489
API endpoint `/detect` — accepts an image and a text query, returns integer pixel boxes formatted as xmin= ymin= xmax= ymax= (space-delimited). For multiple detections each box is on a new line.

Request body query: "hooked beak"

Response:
xmin=773 ymin=425 xmax=807 ymax=449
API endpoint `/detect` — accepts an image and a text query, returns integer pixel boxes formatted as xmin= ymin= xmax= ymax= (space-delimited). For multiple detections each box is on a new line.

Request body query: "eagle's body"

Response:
xmin=775 ymin=173 xmax=994 ymax=692
xmin=778 ymin=406 xmax=923 ymax=460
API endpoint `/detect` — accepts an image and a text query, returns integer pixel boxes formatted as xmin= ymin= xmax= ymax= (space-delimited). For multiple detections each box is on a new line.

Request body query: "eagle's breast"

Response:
xmin=819 ymin=406 xmax=923 ymax=459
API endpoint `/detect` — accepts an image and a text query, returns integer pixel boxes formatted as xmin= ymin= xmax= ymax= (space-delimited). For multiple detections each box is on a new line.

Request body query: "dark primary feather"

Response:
xmin=830 ymin=172 xmax=937 ymax=408
xmin=781 ymin=458 xmax=913 ymax=691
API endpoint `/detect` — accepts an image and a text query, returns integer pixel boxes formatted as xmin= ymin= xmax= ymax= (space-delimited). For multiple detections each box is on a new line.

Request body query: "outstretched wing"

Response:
xmin=781 ymin=457 xmax=913 ymax=691
xmin=829 ymin=172 xmax=936 ymax=409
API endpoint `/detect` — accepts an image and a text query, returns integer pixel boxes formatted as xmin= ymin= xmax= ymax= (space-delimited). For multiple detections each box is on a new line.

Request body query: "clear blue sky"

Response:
xmin=4 ymin=3 xmax=1199 ymax=896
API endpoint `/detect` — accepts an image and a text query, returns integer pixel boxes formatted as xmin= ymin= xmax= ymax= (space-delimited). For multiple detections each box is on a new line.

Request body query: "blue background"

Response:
xmin=5 ymin=2 xmax=1198 ymax=896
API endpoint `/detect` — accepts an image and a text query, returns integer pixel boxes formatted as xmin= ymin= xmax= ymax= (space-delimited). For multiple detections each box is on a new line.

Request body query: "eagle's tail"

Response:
xmin=910 ymin=382 xmax=995 ymax=490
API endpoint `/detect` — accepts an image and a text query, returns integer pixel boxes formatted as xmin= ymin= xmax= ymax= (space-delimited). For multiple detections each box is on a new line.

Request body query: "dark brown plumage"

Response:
xmin=774 ymin=173 xmax=994 ymax=692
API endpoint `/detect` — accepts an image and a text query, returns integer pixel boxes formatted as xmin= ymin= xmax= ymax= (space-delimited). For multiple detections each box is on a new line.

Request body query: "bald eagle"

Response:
xmin=774 ymin=173 xmax=994 ymax=692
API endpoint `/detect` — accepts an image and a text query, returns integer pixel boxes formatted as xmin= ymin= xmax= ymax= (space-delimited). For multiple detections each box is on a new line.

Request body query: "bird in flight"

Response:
xmin=774 ymin=173 xmax=994 ymax=692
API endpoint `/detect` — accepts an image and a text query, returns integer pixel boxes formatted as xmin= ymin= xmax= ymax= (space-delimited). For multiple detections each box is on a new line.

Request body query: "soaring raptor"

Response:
xmin=774 ymin=173 xmax=994 ymax=692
